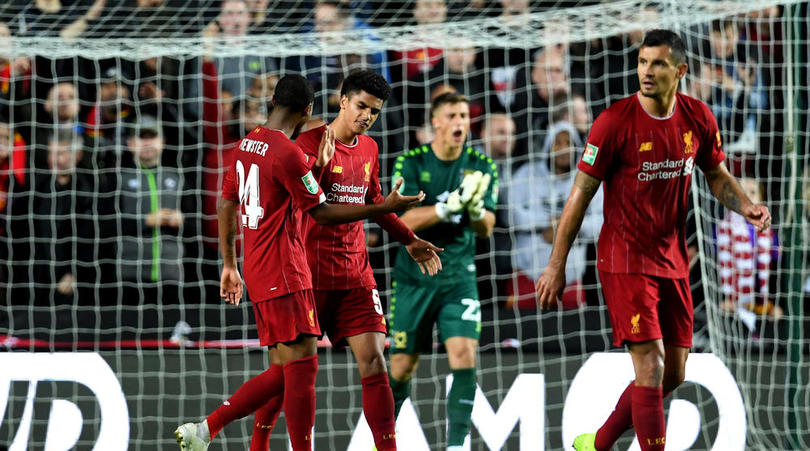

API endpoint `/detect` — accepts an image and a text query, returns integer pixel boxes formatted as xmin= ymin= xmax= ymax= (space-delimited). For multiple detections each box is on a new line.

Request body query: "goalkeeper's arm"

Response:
xmin=466 ymin=172 xmax=495 ymax=238
xmin=400 ymin=171 xmax=481 ymax=232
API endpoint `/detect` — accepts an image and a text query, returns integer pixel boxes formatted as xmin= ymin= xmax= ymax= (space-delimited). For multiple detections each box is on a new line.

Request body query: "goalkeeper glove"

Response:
xmin=467 ymin=173 xmax=491 ymax=221
xmin=435 ymin=171 xmax=484 ymax=222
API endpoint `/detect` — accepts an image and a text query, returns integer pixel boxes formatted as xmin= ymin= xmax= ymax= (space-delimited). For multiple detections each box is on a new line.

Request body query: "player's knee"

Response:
xmin=357 ymin=351 xmax=387 ymax=377
xmin=390 ymin=354 xmax=418 ymax=381
xmin=447 ymin=345 xmax=476 ymax=368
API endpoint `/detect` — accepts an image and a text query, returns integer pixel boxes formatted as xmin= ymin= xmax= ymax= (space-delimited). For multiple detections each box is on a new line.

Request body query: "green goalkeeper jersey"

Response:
xmin=392 ymin=144 xmax=498 ymax=285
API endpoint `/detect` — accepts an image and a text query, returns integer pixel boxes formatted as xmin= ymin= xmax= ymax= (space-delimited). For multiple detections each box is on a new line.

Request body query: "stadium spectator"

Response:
xmin=717 ymin=177 xmax=781 ymax=327
xmin=181 ymin=0 xmax=277 ymax=122
xmin=388 ymin=92 xmax=497 ymax=450
xmin=5 ymin=0 xmax=107 ymax=39
xmin=0 ymin=22 xmax=32 ymax=124
xmin=42 ymin=82 xmax=81 ymax=130
xmin=32 ymin=129 xmax=105 ymax=309
xmin=510 ymin=121 xmax=601 ymax=309
xmin=84 ymin=67 xmax=133 ymax=167
xmin=115 ymin=116 xmax=184 ymax=291
xmin=404 ymin=41 xmax=489 ymax=130
xmin=0 ymin=115 xmax=28 ymax=305
xmin=510 ymin=46 xmax=571 ymax=160
xmin=705 ymin=19 xmax=767 ymax=154
xmin=288 ymin=0 xmax=390 ymax=114
xmin=477 ymin=113 xmax=518 ymax=302
xmin=535 ymin=30 xmax=771 ymax=451
xmin=207 ymin=0 xmax=277 ymax=101
xmin=391 ymin=0 xmax=446 ymax=81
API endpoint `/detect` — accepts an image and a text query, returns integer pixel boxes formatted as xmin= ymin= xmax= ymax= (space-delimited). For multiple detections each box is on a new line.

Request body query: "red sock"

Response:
xmin=595 ymin=382 xmax=634 ymax=451
xmin=631 ymin=385 xmax=666 ymax=451
xmin=282 ymin=355 xmax=318 ymax=451
xmin=207 ymin=365 xmax=284 ymax=439
xmin=361 ymin=373 xmax=397 ymax=450
xmin=249 ymin=392 xmax=284 ymax=451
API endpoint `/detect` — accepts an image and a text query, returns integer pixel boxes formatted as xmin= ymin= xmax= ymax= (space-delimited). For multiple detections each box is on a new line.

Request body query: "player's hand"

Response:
xmin=535 ymin=264 xmax=565 ymax=310
xmin=220 ymin=265 xmax=243 ymax=306
xmin=405 ymin=236 xmax=444 ymax=276
xmin=466 ymin=172 xmax=491 ymax=222
xmin=742 ymin=203 xmax=771 ymax=232
xmin=436 ymin=171 xmax=483 ymax=222
xmin=316 ymin=125 xmax=335 ymax=168
xmin=383 ymin=178 xmax=425 ymax=212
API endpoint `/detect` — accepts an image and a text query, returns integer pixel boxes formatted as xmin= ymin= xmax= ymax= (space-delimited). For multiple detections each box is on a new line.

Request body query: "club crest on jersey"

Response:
xmin=716 ymin=131 xmax=722 ymax=148
xmin=582 ymin=143 xmax=599 ymax=165
xmin=301 ymin=171 xmax=319 ymax=194
xmin=631 ymin=313 xmax=641 ymax=334
xmin=363 ymin=162 xmax=371 ymax=182
xmin=639 ymin=141 xmax=653 ymax=152
xmin=683 ymin=130 xmax=694 ymax=154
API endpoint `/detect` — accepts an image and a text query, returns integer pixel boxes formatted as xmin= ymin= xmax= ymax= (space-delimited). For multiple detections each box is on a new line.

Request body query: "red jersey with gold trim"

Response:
xmin=297 ymin=125 xmax=413 ymax=290
xmin=577 ymin=92 xmax=725 ymax=278
xmin=221 ymin=127 xmax=325 ymax=301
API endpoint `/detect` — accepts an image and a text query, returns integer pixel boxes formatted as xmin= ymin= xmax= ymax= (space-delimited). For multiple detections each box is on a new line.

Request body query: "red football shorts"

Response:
xmin=314 ymin=287 xmax=387 ymax=347
xmin=599 ymin=272 xmax=693 ymax=348
xmin=252 ymin=289 xmax=321 ymax=347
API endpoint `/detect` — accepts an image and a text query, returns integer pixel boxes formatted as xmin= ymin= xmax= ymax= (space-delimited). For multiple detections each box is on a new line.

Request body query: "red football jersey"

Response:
xmin=297 ymin=125 xmax=413 ymax=290
xmin=577 ymin=92 xmax=725 ymax=278
xmin=221 ymin=127 xmax=326 ymax=301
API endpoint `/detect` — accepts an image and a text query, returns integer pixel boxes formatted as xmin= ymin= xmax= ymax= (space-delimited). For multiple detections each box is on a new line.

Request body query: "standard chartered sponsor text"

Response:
xmin=329 ymin=182 xmax=367 ymax=204
xmin=638 ymin=158 xmax=690 ymax=182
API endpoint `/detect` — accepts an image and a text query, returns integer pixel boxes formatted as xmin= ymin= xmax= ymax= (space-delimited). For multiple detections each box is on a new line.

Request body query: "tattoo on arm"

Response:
xmin=719 ymin=180 xmax=742 ymax=213
xmin=574 ymin=171 xmax=601 ymax=197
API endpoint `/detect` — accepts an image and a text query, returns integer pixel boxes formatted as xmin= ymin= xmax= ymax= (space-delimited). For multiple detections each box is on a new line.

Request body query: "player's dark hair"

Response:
xmin=430 ymin=92 xmax=469 ymax=117
xmin=641 ymin=29 xmax=687 ymax=65
xmin=340 ymin=70 xmax=391 ymax=102
xmin=273 ymin=74 xmax=314 ymax=113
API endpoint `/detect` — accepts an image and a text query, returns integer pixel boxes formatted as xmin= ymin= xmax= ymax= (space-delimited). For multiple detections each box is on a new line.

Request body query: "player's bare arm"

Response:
xmin=308 ymin=179 xmax=425 ymax=225
xmin=535 ymin=170 xmax=601 ymax=309
xmin=704 ymin=162 xmax=772 ymax=232
xmin=405 ymin=237 xmax=444 ymax=276
xmin=217 ymin=197 xmax=243 ymax=305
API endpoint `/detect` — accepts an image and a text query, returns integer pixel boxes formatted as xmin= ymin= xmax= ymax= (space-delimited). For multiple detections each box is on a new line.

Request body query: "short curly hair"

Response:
xmin=340 ymin=70 xmax=391 ymax=102
xmin=273 ymin=74 xmax=314 ymax=113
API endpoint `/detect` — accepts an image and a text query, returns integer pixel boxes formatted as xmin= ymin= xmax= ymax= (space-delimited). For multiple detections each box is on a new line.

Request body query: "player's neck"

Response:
xmin=331 ymin=122 xmax=359 ymax=147
xmin=638 ymin=90 xmax=677 ymax=118
xmin=431 ymin=140 xmax=463 ymax=161
xmin=264 ymin=113 xmax=300 ymax=138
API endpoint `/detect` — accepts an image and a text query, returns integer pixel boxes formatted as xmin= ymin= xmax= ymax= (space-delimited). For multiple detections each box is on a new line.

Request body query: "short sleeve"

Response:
xmin=295 ymin=128 xmax=321 ymax=171
xmin=277 ymin=142 xmax=326 ymax=212
xmin=221 ymin=163 xmax=238 ymax=202
xmin=576 ymin=111 xmax=616 ymax=180
xmin=392 ymin=152 xmax=420 ymax=197
xmin=697 ymin=103 xmax=726 ymax=172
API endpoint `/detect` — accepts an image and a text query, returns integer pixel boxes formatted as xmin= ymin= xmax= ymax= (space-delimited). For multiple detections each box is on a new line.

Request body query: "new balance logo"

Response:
xmin=639 ymin=141 xmax=653 ymax=152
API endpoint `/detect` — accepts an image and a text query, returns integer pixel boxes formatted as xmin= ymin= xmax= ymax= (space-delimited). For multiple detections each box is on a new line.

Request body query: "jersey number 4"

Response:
xmin=235 ymin=161 xmax=265 ymax=229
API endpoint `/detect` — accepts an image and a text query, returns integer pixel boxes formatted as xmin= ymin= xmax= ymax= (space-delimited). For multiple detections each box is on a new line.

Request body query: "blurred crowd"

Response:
xmin=0 ymin=0 xmax=799 ymax=343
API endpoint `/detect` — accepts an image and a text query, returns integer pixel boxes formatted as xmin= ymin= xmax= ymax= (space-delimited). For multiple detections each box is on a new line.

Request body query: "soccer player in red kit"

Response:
xmin=174 ymin=74 xmax=433 ymax=451
xmin=535 ymin=30 xmax=771 ymax=451
xmin=250 ymin=70 xmax=440 ymax=451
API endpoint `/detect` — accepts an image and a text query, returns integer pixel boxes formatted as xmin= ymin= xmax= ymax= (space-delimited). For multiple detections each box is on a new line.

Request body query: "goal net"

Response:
xmin=0 ymin=0 xmax=806 ymax=449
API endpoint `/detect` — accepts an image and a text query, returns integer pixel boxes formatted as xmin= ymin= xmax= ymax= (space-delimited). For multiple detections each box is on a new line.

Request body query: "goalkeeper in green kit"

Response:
xmin=388 ymin=92 xmax=497 ymax=450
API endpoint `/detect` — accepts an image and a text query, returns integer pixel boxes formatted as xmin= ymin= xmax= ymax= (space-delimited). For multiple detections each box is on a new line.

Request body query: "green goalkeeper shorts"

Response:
xmin=388 ymin=279 xmax=481 ymax=355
